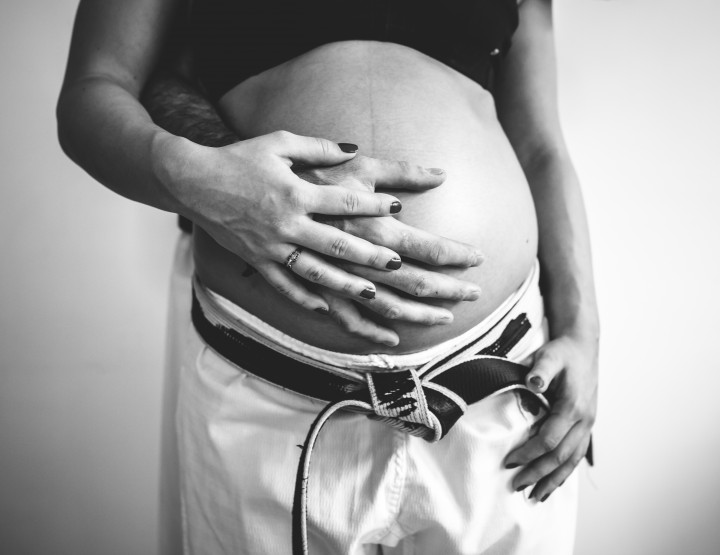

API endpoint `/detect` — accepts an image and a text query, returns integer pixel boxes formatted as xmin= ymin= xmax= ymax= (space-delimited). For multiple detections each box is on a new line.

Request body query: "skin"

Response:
xmin=496 ymin=0 xmax=599 ymax=499
xmin=57 ymin=0 xmax=598 ymax=504
xmin=199 ymin=40 xmax=538 ymax=353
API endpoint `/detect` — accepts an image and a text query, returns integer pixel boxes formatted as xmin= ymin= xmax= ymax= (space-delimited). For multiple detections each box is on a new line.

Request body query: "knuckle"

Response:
xmin=273 ymin=217 xmax=296 ymax=240
xmin=428 ymin=242 xmax=448 ymax=265
xmin=539 ymin=436 xmax=559 ymax=452
xmin=396 ymin=160 xmax=412 ymax=175
xmin=365 ymin=249 xmax=381 ymax=267
xmin=273 ymin=282 xmax=294 ymax=299
xmin=343 ymin=191 xmax=361 ymax=213
xmin=329 ymin=236 xmax=351 ymax=257
xmin=397 ymin=229 xmax=413 ymax=252
xmin=382 ymin=305 xmax=402 ymax=320
xmin=305 ymin=266 xmax=326 ymax=283
xmin=341 ymin=280 xmax=357 ymax=295
xmin=284 ymin=186 xmax=307 ymax=212
xmin=549 ymin=451 xmax=565 ymax=467
xmin=356 ymin=155 xmax=374 ymax=175
xmin=566 ymin=401 xmax=587 ymax=421
xmin=315 ymin=137 xmax=331 ymax=158
xmin=335 ymin=315 xmax=359 ymax=334
xmin=412 ymin=275 xmax=431 ymax=297
xmin=272 ymin=129 xmax=293 ymax=145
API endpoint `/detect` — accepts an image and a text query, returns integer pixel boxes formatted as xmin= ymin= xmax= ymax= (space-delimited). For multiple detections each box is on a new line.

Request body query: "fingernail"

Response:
xmin=314 ymin=307 xmax=329 ymax=315
xmin=383 ymin=336 xmax=400 ymax=347
xmin=541 ymin=494 xmax=550 ymax=503
xmin=471 ymin=250 xmax=485 ymax=266
xmin=427 ymin=167 xmax=445 ymax=175
xmin=338 ymin=143 xmax=358 ymax=153
xmin=438 ymin=313 xmax=453 ymax=324
xmin=464 ymin=287 xmax=482 ymax=301
xmin=390 ymin=201 xmax=402 ymax=214
xmin=529 ymin=376 xmax=545 ymax=390
xmin=515 ymin=485 xmax=528 ymax=492
xmin=360 ymin=287 xmax=376 ymax=300
xmin=505 ymin=463 xmax=520 ymax=470
xmin=386 ymin=257 xmax=402 ymax=270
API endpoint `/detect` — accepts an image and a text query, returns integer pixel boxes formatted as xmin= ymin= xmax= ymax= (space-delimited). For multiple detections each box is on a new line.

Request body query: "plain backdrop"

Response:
xmin=1 ymin=1 xmax=719 ymax=554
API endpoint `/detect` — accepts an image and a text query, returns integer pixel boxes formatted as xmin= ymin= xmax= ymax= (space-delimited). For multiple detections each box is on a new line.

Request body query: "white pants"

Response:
xmin=172 ymin=259 xmax=579 ymax=555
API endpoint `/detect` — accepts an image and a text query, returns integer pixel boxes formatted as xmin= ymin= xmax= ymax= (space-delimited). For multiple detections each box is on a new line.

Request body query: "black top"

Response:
xmin=191 ymin=0 xmax=520 ymax=100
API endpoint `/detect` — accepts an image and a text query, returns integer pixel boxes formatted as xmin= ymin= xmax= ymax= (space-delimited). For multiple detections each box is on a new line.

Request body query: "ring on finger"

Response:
xmin=284 ymin=247 xmax=303 ymax=272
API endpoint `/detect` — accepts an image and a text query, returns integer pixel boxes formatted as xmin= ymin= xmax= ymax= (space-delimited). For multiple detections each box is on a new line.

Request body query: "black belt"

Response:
xmin=191 ymin=290 xmax=564 ymax=555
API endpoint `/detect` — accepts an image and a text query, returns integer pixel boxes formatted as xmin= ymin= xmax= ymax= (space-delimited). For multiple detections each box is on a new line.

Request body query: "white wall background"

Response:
xmin=0 ymin=1 xmax=718 ymax=554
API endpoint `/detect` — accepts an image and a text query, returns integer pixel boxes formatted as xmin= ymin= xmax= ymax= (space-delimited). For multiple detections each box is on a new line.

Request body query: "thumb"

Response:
xmin=277 ymin=132 xmax=358 ymax=166
xmin=526 ymin=346 xmax=563 ymax=394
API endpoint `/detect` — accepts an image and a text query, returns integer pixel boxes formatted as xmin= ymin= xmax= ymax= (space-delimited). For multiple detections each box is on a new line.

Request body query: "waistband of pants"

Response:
xmin=192 ymin=259 xmax=545 ymax=382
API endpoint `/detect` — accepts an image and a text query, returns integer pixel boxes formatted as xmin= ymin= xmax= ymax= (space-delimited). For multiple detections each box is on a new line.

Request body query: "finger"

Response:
xmin=254 ymin=262 xmax=329 ymax=312
xmin=273 ymin=130 xmax=359 ymax=166
xmin=305 ymin=184 xmax=403 ymax=217
xmin=361 ymin=285 xmax=454 ymax=325
xmin=528 ymin=437 xmax=590 ymax=502
xmin=366 ymin=157 xmax=447 ymax=191
xmin=338 ymin=261 xmax=482 ymax=301
xmin=504 ymin=410 xmax=576 ymax=469
xmin=322 ymin=293 xmax=399 ymax=346
xmin=525 ymin=347 xmax=564 ymax=394
xmin=341 ymin=218 xmax=483 ymax=267
xmin=297 ymin=220 xmax=403 ymax=270
xmin=289 ymin=249 xmax=378 ymax=300
xmin=510 ymin=421 xmax=585 ymax=493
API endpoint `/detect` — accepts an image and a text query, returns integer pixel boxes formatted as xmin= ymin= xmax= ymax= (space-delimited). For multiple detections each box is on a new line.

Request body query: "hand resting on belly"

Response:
xmin=194 ymin=41 xmax=538 ymax=352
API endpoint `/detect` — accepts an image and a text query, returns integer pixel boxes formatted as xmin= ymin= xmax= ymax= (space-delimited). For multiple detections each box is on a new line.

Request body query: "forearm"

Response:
xmin=57 ymin=76 xmax=191 ymax=215
xmin=495 ymin=0 xmax=598 ymax=340
xmin=142 ymin=71 xmax=239 ymax=147
xmin=526 ymin=151 xmax=599 ymax=340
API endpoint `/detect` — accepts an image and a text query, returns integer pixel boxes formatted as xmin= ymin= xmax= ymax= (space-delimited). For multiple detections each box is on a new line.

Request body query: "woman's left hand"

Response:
xmin=503 ymin=330 xmax=598 ymax=501
xmin=313 ymin=260 xmax=481 ymax=346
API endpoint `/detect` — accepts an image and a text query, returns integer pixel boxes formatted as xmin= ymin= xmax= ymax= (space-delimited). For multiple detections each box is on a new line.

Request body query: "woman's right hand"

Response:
xmin=166 ymin=130 xmax=406 ymax=311
xmin=161 ymin=130 xmax=477 ymax=312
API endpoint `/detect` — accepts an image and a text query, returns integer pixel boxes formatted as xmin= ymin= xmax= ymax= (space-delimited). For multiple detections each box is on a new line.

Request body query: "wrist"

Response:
xmin=150 ymin=131 xmax=208 ymax=217
xmin=547 ymin=302 xmax=600 ymax=344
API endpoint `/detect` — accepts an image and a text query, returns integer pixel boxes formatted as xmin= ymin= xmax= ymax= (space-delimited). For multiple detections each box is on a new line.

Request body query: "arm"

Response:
xmin=141 ymin=65 xmax=485 ymax=345
xmin=495 ymin=0 xmax=599 ymax=499
xmin=56 ymin=0 xmax=458 ymax=318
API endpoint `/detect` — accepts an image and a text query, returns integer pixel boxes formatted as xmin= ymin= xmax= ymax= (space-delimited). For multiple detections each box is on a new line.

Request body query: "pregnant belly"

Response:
xmin=193 ymin=41 xmax=538 ymax=354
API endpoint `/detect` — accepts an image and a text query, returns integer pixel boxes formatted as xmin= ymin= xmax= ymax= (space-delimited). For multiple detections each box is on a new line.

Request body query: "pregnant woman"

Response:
xmin=57 ymin=0 xmax=599 ymax=554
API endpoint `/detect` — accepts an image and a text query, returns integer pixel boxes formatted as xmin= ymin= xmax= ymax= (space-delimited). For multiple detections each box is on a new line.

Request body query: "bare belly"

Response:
xmin=194 ymin=41 xmax=538 ymax=354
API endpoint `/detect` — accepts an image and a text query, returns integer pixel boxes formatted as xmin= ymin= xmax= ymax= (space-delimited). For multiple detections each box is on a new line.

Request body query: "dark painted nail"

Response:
xmin=360 ymin=288 xmax=376 ymax=300
xmin=541 ymin=494 xmax=550 ymax=503
xmin=515 ymin=485 xmax=528 ymax=493
xmin=390 ymin=201 xmax=402 ymax=214
xmin=338 ymin=143 xmax=358 ymax=153
xmin=505 ymin=463 xmax=520 ymax=470
xmin=529 ymin=376 xmax=545 ymax=390
xmin=386 ymin=257 xmax=402 ymax=270
xmin=314 ymin=307 xmax=329 ymax=315
xmin=427 ymin=167 xmax=445 ymax=175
